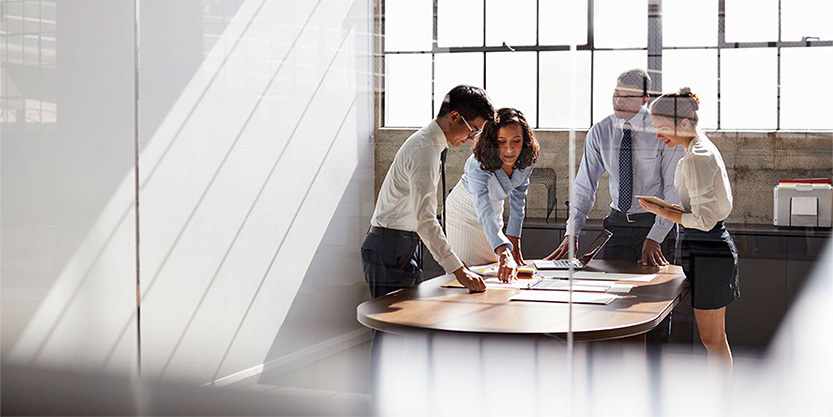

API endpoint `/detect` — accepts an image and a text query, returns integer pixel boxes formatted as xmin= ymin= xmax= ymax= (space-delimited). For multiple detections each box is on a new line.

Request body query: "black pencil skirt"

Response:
xmin=680 ymin=221 xmax=740 ymax=310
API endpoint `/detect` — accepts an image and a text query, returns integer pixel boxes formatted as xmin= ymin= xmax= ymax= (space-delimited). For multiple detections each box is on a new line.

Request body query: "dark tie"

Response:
xmin=440 ymin=148 xmax=448 ymax=233
xmin=618 ymin=122 xmax=633 ymax=212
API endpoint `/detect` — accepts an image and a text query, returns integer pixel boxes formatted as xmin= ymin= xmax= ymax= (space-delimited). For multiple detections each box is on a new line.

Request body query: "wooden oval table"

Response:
xmin=357 ymin=260 xmax=689 ymax=341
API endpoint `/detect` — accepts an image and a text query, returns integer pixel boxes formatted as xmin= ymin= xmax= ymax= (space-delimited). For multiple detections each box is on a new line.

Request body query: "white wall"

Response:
xmin=1 ymin=0 xmax=374 ymax=384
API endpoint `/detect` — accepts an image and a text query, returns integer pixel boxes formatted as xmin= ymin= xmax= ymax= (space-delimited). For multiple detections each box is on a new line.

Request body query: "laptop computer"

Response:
xmin=532 ymin=229 xmax=613 ymax=270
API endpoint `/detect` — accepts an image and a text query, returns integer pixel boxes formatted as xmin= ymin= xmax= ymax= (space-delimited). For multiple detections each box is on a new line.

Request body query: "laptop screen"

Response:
xmin=579 ymin=229 xmax=613 ymax=265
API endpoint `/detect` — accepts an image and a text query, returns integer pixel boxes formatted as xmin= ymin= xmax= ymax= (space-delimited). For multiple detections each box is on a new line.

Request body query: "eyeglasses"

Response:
xmin=459 ymin=114 xmax=482 ymax=138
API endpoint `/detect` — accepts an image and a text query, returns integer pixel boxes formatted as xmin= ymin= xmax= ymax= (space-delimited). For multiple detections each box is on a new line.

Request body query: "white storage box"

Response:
xmin=773 ymin=183 xmax=832 ymax=227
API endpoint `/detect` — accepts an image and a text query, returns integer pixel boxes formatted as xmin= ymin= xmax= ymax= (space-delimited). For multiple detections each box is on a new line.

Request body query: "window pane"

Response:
xmin=661 ymin=49 xmax=718 ymax=129
xmin=486 ymin=0 xmax=536 ymax=47
xmin=438 ymin=0 xmax=484 ymax=47
xmin=725 ymin=0 xmax=777 ymax=43
xmin=434 ymin=53 xmax=485 ymax=116
xmin=540 ymin=0 xmax=588 ymax=46
xmin=780 ymin=47 xmax=833 ymax=130
xmin=720 ymin=48 xmax=777 ymax=129
xmin=594 ymin=0 xmax=647 ymax=48
xmin=592 ymin=50 xmax=647 ymax=123
xmin=782 ymin=0 xmax=833 ymax=42
xmin=384 ymin=0 xmax=432 ymax=51
xmin=662 ymin=0 xmax=717 ymax=47
xmin=486 ymin=52 xmax=537 ymax=126
xmin=385 ymin=54 xmax=432 ymax=127
xmin=539 ymin=51 xmax=591 ymax=128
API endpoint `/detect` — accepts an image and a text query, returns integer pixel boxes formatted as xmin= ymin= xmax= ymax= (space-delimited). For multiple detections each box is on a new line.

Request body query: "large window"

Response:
xmin=381 ymin=0 xmax=833 ymax=130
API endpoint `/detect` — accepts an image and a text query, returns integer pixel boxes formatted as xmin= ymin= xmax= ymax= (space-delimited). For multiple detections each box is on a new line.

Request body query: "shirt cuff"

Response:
xmin=438 ymin=252 xmax=464 ymax=275
xmin=680 ymin=213 xmax=703 ymax=231
xmin=646 ymin=226 xmax=669 ymax=243
xmin=489 ymin=233 xmax=513 ymax=253
xmin=506 ymin=216 xmax=523 ymax=239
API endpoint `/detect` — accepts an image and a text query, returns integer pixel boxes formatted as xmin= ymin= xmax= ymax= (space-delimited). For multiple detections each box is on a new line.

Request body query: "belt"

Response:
xmin=610 ymin=208 xmax=655 ymax=223
xmin=369 ymin=226 xmax=419 ymax=240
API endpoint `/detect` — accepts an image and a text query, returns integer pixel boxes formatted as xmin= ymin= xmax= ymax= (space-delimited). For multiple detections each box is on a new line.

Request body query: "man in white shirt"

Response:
xmin=362 ymin=85 xmax=496 ymax=298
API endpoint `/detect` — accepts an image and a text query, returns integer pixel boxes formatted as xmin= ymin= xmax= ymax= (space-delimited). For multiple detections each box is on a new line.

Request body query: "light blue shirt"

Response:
xmin=567 ymin=107 xmax=684 ymax=243
xmin=460 ymin=154 xmax=533 ymax=252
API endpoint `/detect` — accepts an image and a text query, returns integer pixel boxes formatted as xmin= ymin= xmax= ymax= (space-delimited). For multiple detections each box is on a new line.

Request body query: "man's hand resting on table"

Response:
xmin=454 ymin=266 xmax=486 ymax=292
xmin=640 ymin=238 xmax=668 ymax=266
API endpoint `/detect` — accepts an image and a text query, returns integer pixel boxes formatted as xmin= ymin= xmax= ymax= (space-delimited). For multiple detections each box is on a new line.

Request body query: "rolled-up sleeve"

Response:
xmin=465 ymin=166 xmax=513 ymax=253
xmin=680 ymin=155 xmax=721 ymax=232
xmin=410 ymin=146 xmax=463 ymax=274
xmin=647 ymin=145 xmax=685 ymax=242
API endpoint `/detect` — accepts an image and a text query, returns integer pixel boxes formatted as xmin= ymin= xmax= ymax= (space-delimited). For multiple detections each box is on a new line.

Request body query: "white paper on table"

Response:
xmin=511 ymin=291 xmax=617 ymax=305
xmin=535 ymin=270 xmax=656 ymax=282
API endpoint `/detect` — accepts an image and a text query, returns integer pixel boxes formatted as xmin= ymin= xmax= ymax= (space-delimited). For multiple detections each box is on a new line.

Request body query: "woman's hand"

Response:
xmin=638 ymin=199 xmax=663 ymax=216
xmin=496 ymin=245 xmax=518 ymax=282
xmin=507 ymin=235 xmax=525 ymax=266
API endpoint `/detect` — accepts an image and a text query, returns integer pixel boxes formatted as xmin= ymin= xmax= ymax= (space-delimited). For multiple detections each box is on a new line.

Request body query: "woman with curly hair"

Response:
xmin=446 ymin=107 xmax=540 ymax=282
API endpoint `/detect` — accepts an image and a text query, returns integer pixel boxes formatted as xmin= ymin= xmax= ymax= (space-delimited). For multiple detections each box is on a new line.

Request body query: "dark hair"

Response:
xmin=649 ymin=87 xmax=700 ymax=126
xmin=436 ymin=84 xmax=496 ymax=122
xmin=472 ymin=108 xmax=539 ymax=172
xmin=617 ymin=68 xmax=652 ymax=96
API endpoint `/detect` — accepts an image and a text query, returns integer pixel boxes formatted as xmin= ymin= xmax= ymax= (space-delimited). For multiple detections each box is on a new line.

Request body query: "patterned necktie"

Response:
xmin=618 ymin=122 xmax=633 ymax=212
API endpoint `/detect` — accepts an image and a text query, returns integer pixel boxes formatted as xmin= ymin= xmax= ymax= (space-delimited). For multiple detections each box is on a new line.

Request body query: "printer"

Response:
xmin=773 ymin=181 xmax=833 ymax=227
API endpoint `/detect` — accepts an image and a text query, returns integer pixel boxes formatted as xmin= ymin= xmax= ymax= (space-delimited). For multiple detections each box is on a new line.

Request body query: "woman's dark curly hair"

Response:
xmin=472 ymin=107 xmax=539 ymax=172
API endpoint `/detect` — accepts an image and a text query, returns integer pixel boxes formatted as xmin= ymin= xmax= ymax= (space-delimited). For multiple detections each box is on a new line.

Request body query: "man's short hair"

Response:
xmin=617 ymin=68 xmax=652 ymax=97
xmin=436 ymin=85 xmax=496 ymax=122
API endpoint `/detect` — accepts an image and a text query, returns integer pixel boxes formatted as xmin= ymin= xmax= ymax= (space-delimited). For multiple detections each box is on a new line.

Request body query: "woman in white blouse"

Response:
xmin=446 ymin=108 xmax=539 ymax=282
xmin=638 ymin=88 xmax=739 ymax=376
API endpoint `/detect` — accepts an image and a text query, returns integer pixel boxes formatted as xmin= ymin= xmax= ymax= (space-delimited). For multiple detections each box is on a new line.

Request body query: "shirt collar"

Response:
xmin=619 ymin=106 xmax=647 ymax=129
xmin=427 ymin=120 xmax=449 ymax=149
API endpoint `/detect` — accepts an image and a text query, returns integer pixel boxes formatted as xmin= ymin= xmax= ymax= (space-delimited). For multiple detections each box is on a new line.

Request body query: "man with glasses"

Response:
xmin=362 ymin=84 xmax=496 ymax=298
xmin=545 ymin=69 xmax=684 ymax=343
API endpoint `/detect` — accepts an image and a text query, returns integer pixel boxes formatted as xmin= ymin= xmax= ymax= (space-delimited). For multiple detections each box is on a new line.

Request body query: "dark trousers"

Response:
xmin=361 ymin=228 xmax=423 ymax=408
xmin=602 ymin=210 xmax=678 ymax=344
xmin=360 ymin=230 xmax=423 ymax=299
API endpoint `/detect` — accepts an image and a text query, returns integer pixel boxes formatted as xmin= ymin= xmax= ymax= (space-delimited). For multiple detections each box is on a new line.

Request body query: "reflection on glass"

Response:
xmin=1 ymin=0 xmax=58 ymax=124
xmin=539 ymin=0 xmax=587 ymax=46
xmin=385 ymin=54 xmax=432 ymax=127
xmin=438 ymin=0 xmax=484 ymax=48
xmin=434 ymin=53 xmax=484 ymax=115
xmin=780 ymin=47 xmax=833 ymax=130
xmin=539 ymin=51 xmax=591 ymax=129
xmin=661 ymin=49 xmax=717 ymax=129
xmin=782 ymin=0 xmax=833 ymax=42
xmin=201 ymin=0 xmax=246 ymax=56
xmin=720 ymin=48 xmax=777 ymax=130
xmin=662 ymin=0 xmax=717 ymax=47
xmin=592 ymin=50 xmax=647 ymax=124
xmin=384 ymin=0 xmax=432 ymax=51
xmin=594 ymin=0 xmax=647 ymax=48
xmin=725 ymin=0 xmax=777 ymax=43
xmin=485 ymin=52 xmax=537 ymax=126
xmin=485 ymin=0 xmax=536 ymax=47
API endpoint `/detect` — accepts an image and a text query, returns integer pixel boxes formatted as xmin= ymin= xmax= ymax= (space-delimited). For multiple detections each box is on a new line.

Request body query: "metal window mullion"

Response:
xmin=380 ymin=0 xmax=385 ymax=127
xmin=717 ymin=0 xmax=724 ymax=130
xmin=536 ymin=0 xmax=539 ymax=128
xmin=776 ymin=0 xmax=781 ymax=130
xmin=432 ymin=0 xmax=437 ymax=118
xmin=648 ymin=0 xmax=662 ymax=97
xmin=588 ymin=0 xmax=595 ymax=126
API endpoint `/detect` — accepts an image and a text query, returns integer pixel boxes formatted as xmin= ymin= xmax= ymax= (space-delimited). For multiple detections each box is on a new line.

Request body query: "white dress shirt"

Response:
xmin=568 ymin=107 xmax=684 ymax=242
xmin=676 ymin=133 xmax=733 ymax=232
xmin=371 ymin=120 xmax=463 ymax=274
